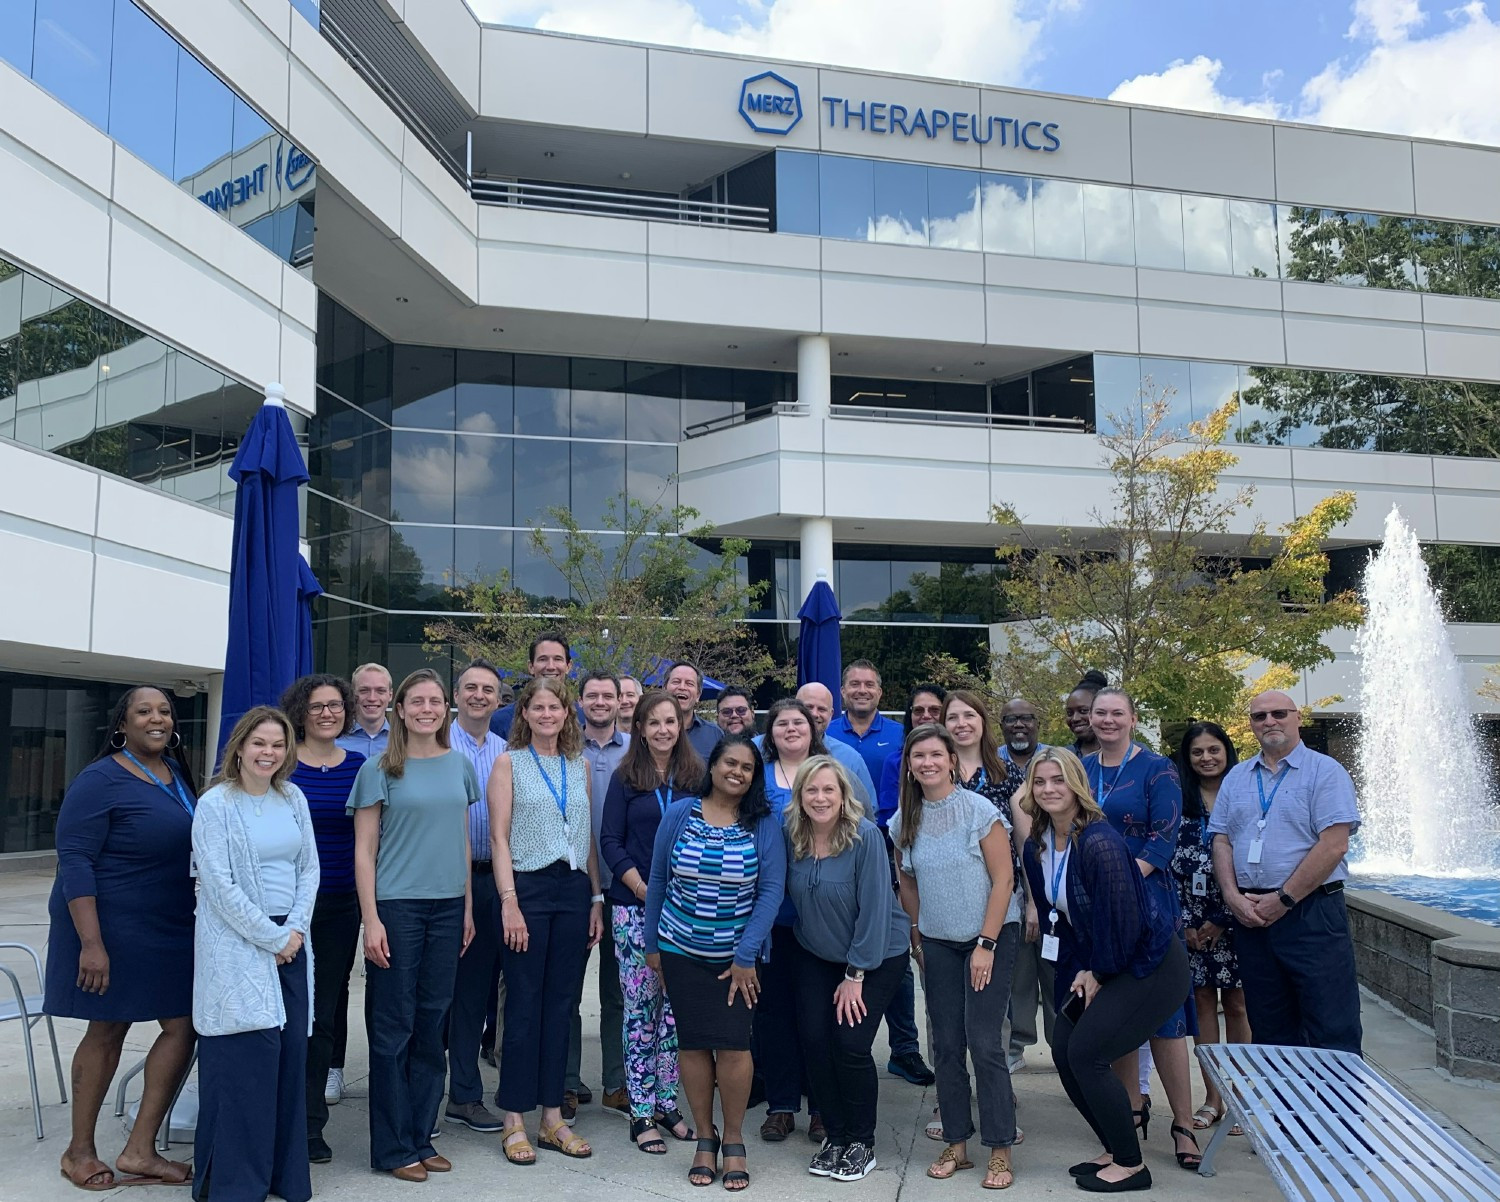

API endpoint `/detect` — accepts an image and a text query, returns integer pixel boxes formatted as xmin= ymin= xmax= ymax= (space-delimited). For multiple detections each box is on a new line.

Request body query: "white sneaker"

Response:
xmin=325 ymin=1067 xmax=345 ymax=1105
xmin=1007 ymin=1052 xmax=1026 ymax=1074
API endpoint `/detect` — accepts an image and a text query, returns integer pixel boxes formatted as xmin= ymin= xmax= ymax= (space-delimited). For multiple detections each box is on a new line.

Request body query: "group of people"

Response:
xmin=44 ymin=637 xmax=1365 ymax=1198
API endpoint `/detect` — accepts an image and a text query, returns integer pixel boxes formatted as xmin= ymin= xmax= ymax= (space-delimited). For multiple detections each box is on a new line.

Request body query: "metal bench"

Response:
xmin=1196 ymin=1043 xmax=1500 ymax=1201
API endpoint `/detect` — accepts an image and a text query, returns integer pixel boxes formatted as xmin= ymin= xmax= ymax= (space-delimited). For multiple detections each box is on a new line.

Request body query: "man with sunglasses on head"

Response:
xmin=1208 ymin=691 xmax=1363 ymax=1054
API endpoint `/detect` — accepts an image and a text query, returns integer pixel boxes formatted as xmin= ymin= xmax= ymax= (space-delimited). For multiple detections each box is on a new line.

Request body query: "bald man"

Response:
xmin=1208 ymin=691 xmax=1363 ymax=1053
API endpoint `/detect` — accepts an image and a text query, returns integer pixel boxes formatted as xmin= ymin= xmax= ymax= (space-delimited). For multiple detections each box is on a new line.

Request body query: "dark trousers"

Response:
xmin=305 ymin=890 xmax=361 ymax=1141
xmin=497 ymin=862 xmax=591 ymax=1113
xmin=796 ymin=951 xmax=906 ymax=1148
xmin=566 ymin=920 xmax=625 ymax=1093
xmin=366 ymin=896 xmax=464 ymax=1171
xmin=1008 ymin=937 xmax=1057 ymax=1056
xmin=1052 ymin=938 xmax=1189 ymax=1169
xmin=753 ymin=924 xmax=811 ymax=1114
xmin=332 ymin=975 xmax=349 ymax=1069
xmin=883 ymin=957 xmax=921 ymax=1059
xmin=925 ymin=927 xmax=1020 ymax=1148
xmin=1235 ymin=889 xmax=1362 ymax=1054
xmin=447 ymin=868 xmax=502 ymax=1104
xmin=194 ymin=949 xmax=310 ymax=1202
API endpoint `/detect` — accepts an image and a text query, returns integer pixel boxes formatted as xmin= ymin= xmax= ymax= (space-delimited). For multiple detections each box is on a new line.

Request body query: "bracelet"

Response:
xmin=500 ymin=890 xmax=516 ymax=901
xmin=590 ymin=893 xmax=605 ymax=904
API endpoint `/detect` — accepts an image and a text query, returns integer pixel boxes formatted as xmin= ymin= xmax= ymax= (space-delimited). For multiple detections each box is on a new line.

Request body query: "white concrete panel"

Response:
xmin=1282 ymin=313 xmax=1427 ymax=377
xmin=239 ymin=0 xmax=293 ymax=48
xmin=1290 ymin=448 xmax=1433 ymax=489
xmin=646 ymin=223 xmax=820 ymax=271
xmin=139 ymin=0 xmax=291 ymax=129
xmin=1138 ymin=300 xmax=1286 ymax=365
xmin=481 ymin=29 xmax=647 ymax=134
xmin=1281 ymin=280 xmax=1424 ymax=324
xmin=828 ymin=416 xmax=988 ymax=467
xmin=646 ymin=259 xmax=821 ymax=333
xmin=1130 ymin=108 xmax=1275 ymax=200
xmin=1136 ymin=268 xmax=1282 ymax=311
xmin=0 ymin=442 xmax=100 ymax=533
xmin=816 ymin=70 xmax=982 ymax=168
xmin=279 ymin=319 xmax=317 ymax=409
xmin=402 ymin=131 xmax=477 ymax=233
xmin=821 ymin=239 xmax=984 ymax=285
xmin=477 ymin=243 xmax=648 ymax=319
xmin=287 ymin=67 xmax=404 ymax=236
xmin=111 ymin=152 xmax=284 ymax=309
xmin=400 ymin=0 xmax=480 ymax=113
xmin=0 ymin=63 xmax=114 ymax=196
xmin=477 ymin=206 xmax=649 ymax=255
xmin=986 ymin=255 xmax=1136 ymax=298
xmin=96 ymin=477 xmax=233 ymax=573
xmin=647 ymin=47 xmax=819 ymax=152
xmin=399 ymin=174 xmax=479 ymax=301
xmin=1274 ymin=127 xmax=1415 ymax=213
xmin=1436 ymin=493 xmax=1500 ymax=546
xmin=823 ymin=274 xmax=985 ymax=344
xmin=92 ymin=556 xmax=227 ymax=666
xmin=288 ymin=18 xmax=405 ymax=157
xmin=0 ymin=143 xmax=112 ymax=306
xmin=985 ymin=286 xmax=1139 ymax=355
xmin=779 ymin=451 xmax=827 ymax=515
xmin=982 ymin=91 xmax=1128 ymax=183
xmin=1295 ymin=484 xmax=1436 ymax=541
xmin=280 ymin=264 xmax=318 ymax=329
xmin=1421 ymin=293 xmax=1500 ymax=332
xmin=828 ymin=457 xmax=990 ymax=522
xmin=679 ymin=457 xmax=783 ymax=526
xmin=1424 ymin=326 xmax=1500 ymax=383
xmin=0 ymin=530 xmax=94 ymax=652
xmin=1412 ymin=141 xmax=1500 ymax=226
xmin=1426 ymin=455 xmax=1500 ymax=493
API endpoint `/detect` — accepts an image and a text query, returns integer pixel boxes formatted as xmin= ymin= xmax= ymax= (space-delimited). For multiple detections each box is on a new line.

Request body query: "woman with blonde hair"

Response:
xmin=893 ymin=726 xmax=1020 ymax=1189
xmin=785 ymin=756 xmax=911 ymax=1184
xmin=1018 ymin=747 xmax=1187 ymax=1193
xmin=192 ymin=705 xmax=319 ymax=1202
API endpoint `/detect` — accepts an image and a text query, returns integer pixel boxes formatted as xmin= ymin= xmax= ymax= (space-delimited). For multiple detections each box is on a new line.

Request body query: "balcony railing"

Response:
xmin=833 ymin=405 xmax=1089 ymax=431
xmin=683 ymin=403 xmax=807 ymax=438
xmin=470 ymin=176 xmax=771 ymax=231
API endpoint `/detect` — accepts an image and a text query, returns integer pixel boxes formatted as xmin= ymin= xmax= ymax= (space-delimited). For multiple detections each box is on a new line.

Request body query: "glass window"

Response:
xmin=513 ymin=437 xmax=569 ymax=525
xmin=454 ymin=434 xmax=512 ymax=526
xmin=172 ymin=47 xmax=233 ymax=188
xmin=387 ymin=524 xmax=454 ymax=610
xmin=819 ymin=154 xmax=875 ymax=241
xmin=32 ymin=0 xmax=113 ymax=129
xmin=980 ymin=174 xmax=1033 ymax=256
xmin=626 ymin=363 xmax=682 ymax=441
xmin=455 ymin=349 xmax=512 ymax=434
xmin=871 ymin=160 xmax=927 ymax=245
xmin=290 ymin=0 xmax=320 ymax=27
xmin=1032 ymin=177 xmax=1084 ymax=260
xmin=887 ymin=561 xmax=941 ymax=621
xmin=1188 ymin=360 xmax=1241 ymax=435
xmin=454 ymin=527 xmax=512 ymax=588
xmin=1139 ymin=357 xmax=1192 ymax=434
xmin=1462 ymin=225 xmax=1500 ymax=299
xmin=107 ymin=0 xmax=176 ymax=177
xmin=928 ymin=167 xmax=981 ymax=251
xmin=1083 ymin=184 xmax=1135 ymax=266
xmin=569 ymin=357 xmax=625 ymax=440
xmin=1363 ymin=214 xmax=1416 ymax=290
xmin=390 ymin=431 xmax=455 ymax=523
xmin=230 ymin=94 xmax=271 ymax=160
xmin=1030 ymin=358 xmax=1096 ymax=430
xmin=513 ymin=354 xmax=569 ymax=437
xmin=837 ymin=559 xmax=892 ymax=618
xmin=941 ymin=563 xmax=996 ymax=623
xmin=0 ymin=0 xmax=36 ymax=75
xmin=392 ymin=345 xmax=455 ymax=429
xmin=683 ymin=365 xmax=735 ymax=432
xmin=1229 ymin=200 xmax=1278 ymax=278
xmin=1091 ymin=354 xmax=1142 ymax=435
xmin=514 ymin=530 xmax=569 ymax=605
xmin=627 ymin=443 xmax=677 ymax=510
xmin=1133 ymin=190 xmax=1184 ymax=271
xmin=774 ymin=150 xmax=819 ymax=236
xmin=570 ymin=440 xmax=626 ymax=528
xmin=1181 ymin=195 xmax=1232 ymax=275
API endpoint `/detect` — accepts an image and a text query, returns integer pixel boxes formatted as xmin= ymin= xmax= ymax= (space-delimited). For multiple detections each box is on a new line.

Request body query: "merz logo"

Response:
xmin=739 ymin=71 xmax=802 ymax=135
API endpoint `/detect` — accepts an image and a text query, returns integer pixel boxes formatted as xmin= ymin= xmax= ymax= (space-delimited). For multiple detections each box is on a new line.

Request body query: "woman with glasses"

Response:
xmin=280 ymin=673 xmax=365 ymax=1165
xmin=874 ymin=685 xmax=948 ymax=829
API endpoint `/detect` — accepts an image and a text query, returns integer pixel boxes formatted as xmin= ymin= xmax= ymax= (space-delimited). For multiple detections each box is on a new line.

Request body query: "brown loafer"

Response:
xmin=421 ymin=1154 xmax=452 ymax=1172
xmin=391 ymin=1162 xmax=428 ymax=1182
xmin=601 ymin=1087 xmax=630 ymax=1115
xmin=759 ymin=1111 xmax=794 ymax=1142
xmin=561 ymin=1090 xmax=579 ymax=1122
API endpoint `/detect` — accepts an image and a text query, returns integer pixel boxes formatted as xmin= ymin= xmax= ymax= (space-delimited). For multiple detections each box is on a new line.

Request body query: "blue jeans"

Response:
xmin=366 ymin=897 xmax=464 ymax=1171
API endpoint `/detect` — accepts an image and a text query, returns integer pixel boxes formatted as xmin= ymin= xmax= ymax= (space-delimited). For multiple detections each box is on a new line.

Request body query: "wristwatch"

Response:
xmin=844 ymin=966 xmax=866 ymax=982
xmin=976 ymin=934 xmax=998 ymax=951
xmin=1277 ymin=889 xmax=1296 ymax=909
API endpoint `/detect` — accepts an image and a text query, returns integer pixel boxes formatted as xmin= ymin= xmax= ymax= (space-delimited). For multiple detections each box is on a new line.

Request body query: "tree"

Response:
xmin=425 ymin=496 xmax=790 ymax=692
xmin=985 ymin=390 xmax=1363 ymax=736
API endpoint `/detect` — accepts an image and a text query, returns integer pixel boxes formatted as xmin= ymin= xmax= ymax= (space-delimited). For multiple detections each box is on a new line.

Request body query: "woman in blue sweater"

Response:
xmin=1020 ymin=747 xmax=1188 ymax=1194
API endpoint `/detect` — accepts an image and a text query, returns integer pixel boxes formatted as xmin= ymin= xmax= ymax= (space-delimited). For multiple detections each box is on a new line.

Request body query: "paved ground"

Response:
xmin=0 ymin=864 xmax=1493 ymax=1200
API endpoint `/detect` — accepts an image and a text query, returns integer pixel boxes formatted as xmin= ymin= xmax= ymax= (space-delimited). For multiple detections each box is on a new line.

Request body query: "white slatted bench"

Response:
xmin=1195 ymin=1043 xmax=1500 ymax=1202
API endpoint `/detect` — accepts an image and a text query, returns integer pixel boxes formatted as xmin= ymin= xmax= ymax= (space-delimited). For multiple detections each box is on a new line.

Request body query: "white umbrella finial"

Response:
xmin=264 ymin=381 xmax=287 ymax=408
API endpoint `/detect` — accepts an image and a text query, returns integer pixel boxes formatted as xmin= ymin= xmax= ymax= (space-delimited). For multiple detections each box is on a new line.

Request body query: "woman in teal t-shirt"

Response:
xmin=349 ymin=669 xmax=478 ymax=1182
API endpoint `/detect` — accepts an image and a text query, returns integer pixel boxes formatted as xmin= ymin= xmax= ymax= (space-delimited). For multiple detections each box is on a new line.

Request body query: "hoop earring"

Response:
xmin=109 ymin=731 xmax=127 ymax=750
xmin=167 ymin=731 xmax=182 ymax=750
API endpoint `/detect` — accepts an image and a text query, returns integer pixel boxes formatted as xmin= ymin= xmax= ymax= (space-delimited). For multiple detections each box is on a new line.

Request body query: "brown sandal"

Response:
xmin=927 ymin=1144 xmax=974 ymax=1179
xmin=982 ymin=1149 xmax=1014 ymax=1190
xmin=538 ymin=1118 xmax=592 ymax=1159
xmin=60 ymin=1158 xmax=117 ymax=1192
xmin=502 ymin=1120 xmax=536 ymax=1165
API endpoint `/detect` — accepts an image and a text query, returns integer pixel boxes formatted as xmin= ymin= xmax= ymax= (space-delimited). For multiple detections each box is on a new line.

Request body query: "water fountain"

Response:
xmin=1350 ymin=505 xmax=1500 ymax=923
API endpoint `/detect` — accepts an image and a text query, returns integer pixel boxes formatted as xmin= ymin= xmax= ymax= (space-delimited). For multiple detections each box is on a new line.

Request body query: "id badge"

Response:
xmin=1191 ymin=871 xmax=1208 ymax=898
xmin=564 ymin=823 xmax=578 ymax=872
xmin=189 ymin=850 xmax=199 ymax=879
xmin=1247 ymin=839 xmax=1263 ymax=865
xmin=1041 ymin=934 xmax=1060 ymax=962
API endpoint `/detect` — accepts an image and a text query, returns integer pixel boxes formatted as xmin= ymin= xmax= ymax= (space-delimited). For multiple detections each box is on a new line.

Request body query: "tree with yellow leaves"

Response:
xmin=988 ymin=389 xmax=1363 ymax=736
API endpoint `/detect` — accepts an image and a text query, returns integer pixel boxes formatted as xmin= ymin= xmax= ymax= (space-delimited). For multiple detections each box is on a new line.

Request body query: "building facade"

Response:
xmin=3 ymin=0 xmax=1499 ymax=850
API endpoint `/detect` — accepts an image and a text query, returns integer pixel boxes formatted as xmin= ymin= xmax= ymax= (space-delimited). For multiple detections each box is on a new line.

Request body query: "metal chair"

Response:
xmin=113 ymin=1048 xmax=197 ymax=1151
xmin=0 ymin=942 xmax=68 ymax=1139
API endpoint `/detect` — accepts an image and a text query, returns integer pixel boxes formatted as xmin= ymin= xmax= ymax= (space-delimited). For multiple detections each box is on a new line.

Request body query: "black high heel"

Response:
xmin=630 ymin=1116 xmax=667 ymax=1155
xmin=1170 ymin=1123 xmax=1202 ymax=1170
xmin=1132 ymin=1098 xmax=1151 ymax=1142
xmin=690 ymin=1129 xmax=721 ymax=1187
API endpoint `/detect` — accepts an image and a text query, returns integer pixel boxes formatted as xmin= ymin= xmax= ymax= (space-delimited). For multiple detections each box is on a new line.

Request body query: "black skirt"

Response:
xmin=660 ymin=951 xmax=757 ymax=1051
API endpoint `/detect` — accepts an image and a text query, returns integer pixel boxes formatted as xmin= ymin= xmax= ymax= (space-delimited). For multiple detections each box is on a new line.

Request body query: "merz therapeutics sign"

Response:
xmin=738 ymin=72 xmax=1061 ymax=152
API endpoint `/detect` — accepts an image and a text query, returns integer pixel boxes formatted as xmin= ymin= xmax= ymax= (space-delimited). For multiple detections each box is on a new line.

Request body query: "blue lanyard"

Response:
xmin=973 ymin=766 xmax=988 ymax=791
xmin=528 ymin=747 xmax=569 ymax=819
xmin=654 ymin=784 xmax=674 ymax=815
xmin=1046 ymin=839 xmax=1070 ymax=910
xmin=1092 ymin=747 xmax=1133 ymax=803
xmin=1255 ymin=763 xmax=1290 ymax=820
xmin=120 ymin=749 xmax=194 ymax=816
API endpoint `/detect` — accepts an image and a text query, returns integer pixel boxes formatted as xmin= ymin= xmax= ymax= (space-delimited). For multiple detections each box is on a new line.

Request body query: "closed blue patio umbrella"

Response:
xmin=219 ymin=383 xmax=322 ymax=755
xmin=796 ymin=579 xmax=843 ymax=717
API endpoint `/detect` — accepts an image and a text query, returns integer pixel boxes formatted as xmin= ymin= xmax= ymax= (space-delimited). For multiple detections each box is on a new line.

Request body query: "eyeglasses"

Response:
xmin=1001 ymin=714 xmax=1039 ymax=724
xmin=1249 ymin=708 xmax=1294 ymax=722
xmin=308 ymin=701 xmax=345 ymax=715
xmin=719 ymin=706 xmax=752 ymax=717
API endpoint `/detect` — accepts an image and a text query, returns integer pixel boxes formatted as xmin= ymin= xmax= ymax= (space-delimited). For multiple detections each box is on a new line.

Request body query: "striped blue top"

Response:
xmin=290 ymin=751 xmax=365 ymax=894
xmin=659 ymin=806 xmax=760 ymax=962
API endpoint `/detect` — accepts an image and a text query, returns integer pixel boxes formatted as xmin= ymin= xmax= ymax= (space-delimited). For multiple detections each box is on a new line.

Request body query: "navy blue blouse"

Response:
xmin=600 ymin=771 xmax=697 ymax=908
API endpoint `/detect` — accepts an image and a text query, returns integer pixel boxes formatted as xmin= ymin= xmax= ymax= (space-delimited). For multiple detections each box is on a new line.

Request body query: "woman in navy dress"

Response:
xmin=46 ymin=686 xmax=199 ymax=1191
xmin=1082 ymin=686 xmax=1201 ymax=1171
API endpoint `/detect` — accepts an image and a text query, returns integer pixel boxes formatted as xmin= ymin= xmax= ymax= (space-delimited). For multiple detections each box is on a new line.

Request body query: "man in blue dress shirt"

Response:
xmin=1209 ymin=692 xmax=1363 ymax=1054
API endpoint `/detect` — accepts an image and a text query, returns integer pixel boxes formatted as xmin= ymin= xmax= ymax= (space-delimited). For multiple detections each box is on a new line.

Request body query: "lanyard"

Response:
xmin=654 ymin=784 xmax=674 ymax=815
xmin=1045 ymin=838 xmax=1070 ymax=925
xmin=1255 ymin=763 xmax=1290 ymax=824
xmin=1092 ymin=746 xmax=1133 ymax=803
xmin=973 ymin=766 xmax=988 ymax=791
xmin=121 ymin=749 xmax=194 ymax=816
xmin=528 ymin=747 xmax=569 ymax=819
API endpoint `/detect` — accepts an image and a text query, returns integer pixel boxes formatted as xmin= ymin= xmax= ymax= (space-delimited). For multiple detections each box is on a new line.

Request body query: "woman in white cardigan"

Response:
xmin=192 ymin=706 xmax=319 ymax=1202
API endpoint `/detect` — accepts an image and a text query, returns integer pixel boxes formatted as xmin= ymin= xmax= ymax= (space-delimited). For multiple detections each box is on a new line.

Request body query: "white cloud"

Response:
xmin=467 ymin=0 xmax=1057 ymax=87
xmin=1347 ymin=0 xmax=1425 ymax=42
xmin=1107 ymin=55 xmax=1285 ymax=120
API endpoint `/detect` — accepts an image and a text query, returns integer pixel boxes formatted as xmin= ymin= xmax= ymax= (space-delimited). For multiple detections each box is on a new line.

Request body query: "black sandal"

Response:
xmin=1171 ymin=1124 xmax=1202 ymax=1170
xmin=630 ymin=1116 xmax=667 ymax=1155
xmin=657 ymin=1107 xmax=696 ymax=1141
xmin=690 ymin=1132 xmax=721 ymax=1187
xmin=721 ymin=1142 xmax=749 ymax=1191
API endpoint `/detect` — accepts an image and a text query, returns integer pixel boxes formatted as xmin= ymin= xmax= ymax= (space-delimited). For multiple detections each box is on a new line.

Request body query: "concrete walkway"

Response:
xmin=0 ymin=865 xmax=1493 ymax=1200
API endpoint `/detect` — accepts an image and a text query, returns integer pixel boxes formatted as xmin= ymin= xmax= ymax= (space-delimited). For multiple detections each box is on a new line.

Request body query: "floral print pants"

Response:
xmin=612 ymin=905 xmax=680 ymax=1120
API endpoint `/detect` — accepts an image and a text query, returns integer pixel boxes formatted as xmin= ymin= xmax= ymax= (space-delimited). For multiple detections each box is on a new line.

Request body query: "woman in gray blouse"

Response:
xmin=893 ymin=724 xmax=1021 ymax=1190
xmin=191 ymin=706 xmax=319 ymax=1202
xmin=785 ymin=756 xmax=911 ymax=1185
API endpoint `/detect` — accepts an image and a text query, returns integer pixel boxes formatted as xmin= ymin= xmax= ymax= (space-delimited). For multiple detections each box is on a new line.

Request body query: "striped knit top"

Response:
xmin=290 ymin=750 xmax=365 ymax=894
xmin=658 ymin=805 xmax=760 ymax=962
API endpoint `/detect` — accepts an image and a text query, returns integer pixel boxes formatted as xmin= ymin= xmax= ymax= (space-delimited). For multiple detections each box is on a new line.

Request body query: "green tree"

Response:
xmin=426 ymin=496 xmax=789 ymax=692
xmin=986 ymin=391 xmax=1362 ymax=736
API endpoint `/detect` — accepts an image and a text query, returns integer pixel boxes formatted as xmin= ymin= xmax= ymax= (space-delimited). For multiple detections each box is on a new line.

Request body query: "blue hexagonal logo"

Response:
xmin=739 ymin=71 xmax=802 ymax=135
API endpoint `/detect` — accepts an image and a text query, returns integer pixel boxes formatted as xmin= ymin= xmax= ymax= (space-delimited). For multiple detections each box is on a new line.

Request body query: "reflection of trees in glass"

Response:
xmin=1423 ymin=544 xmax=1500 ymax=623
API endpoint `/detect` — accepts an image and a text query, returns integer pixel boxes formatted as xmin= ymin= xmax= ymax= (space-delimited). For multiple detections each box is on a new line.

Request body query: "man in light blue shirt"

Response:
xmin=337 ymin=662 xmax=391 ymax=758
xmin=1209 ymin=691 xmax=1362 ymax=1053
